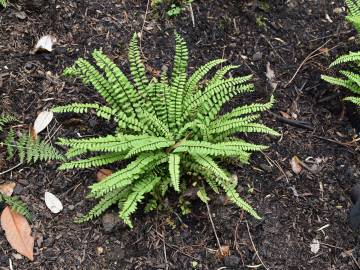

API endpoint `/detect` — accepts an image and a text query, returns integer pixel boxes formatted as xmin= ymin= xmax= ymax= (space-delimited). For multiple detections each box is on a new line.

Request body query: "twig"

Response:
xmin=0 ymin=163 xmax=22 ymax=175
xmin=245 ymin=221 xmax=269 ymax=270
xmin=139 ymin=0 xmax=151 ymax=60
xmin=162 ymin=230 xmax=169 ymax=270
xmin=286 ymin=40 xmax=331 ymax=87
xmin=269 ymin=112 xmax=314 ymax=130
xmin=206 ymin=202 xmax=222 ymax=255
xmin=188 ymin=3 xmax=195 ymax=27
xmin=261 ymin=151 xmax=289 ymax=183
xmin=154 ymin=231 xmax=199 ymax=261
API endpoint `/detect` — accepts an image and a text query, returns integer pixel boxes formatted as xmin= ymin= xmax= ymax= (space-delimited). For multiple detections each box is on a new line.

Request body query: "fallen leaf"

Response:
xmin=31 ymin=35 xmax=57 ymax=54
xmin=32 ymin=111 xmax=53 ymax=137
xmin=96 ymin=169 xmax=112 ymax=182
xmin=215 ymin=245 xmax=230 ymax=259
xmin=290 ymin=156 xmax=302 ymax=174
xmin=44 ymin=192 xmax=63 ymax=213
xmin=0 ymin=182 xmax=16 ymax=196
xmin=310 ymin=239 xmax=320 ymax=254
xmin=266 ymin=62 xmax=278 ymax=90
xmin=1 ymin=206 xmax=34 ymax=261
xmin=279 ymin=111 xmax=291 ymax=119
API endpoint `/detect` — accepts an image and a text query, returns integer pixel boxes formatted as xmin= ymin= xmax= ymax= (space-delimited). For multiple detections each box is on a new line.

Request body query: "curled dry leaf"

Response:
xmin=31 ymin=35 xmax=57 ymax=54
xmin=0 ymin=181 xmax=16 ymax=196
xmin=96 ymin=169 xmax=113 ymax=182
xmin=266 ymin=62 xmax=278 ymax=90
xmin=215 ymin=245 xmax=230 ymax=259
xmin=44 ymin=191 xmax=63 ymax=214
xmin=32 ymin=111 xmax=53 ymax=138
xmin=1 ymin=206 xmax=34 ymax=261
xmin=290 ymin=156 xmax=302 ymax=174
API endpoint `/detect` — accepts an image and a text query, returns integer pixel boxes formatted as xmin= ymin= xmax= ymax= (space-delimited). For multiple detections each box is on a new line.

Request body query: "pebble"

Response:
xmin=252 ymin=51 xmax=262 ymax=61
xmin=224 ymin=255 xmax=240 ymax=267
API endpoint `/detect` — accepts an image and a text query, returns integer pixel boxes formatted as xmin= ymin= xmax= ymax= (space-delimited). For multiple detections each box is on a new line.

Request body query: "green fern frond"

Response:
xmin=119 ymin=175 xmax=161 ymax=228
xmin=209 ymin=120 xmax=280 ymax=138
xmin=59 ymin=153 xmax=126 ymax=170
xmin=344 ymin=95 xmax=360 ymax=105
xmin=321 ymin=75 xmax=360 ymax=93
xmin=125 ymin=137 xmax=175 ymax=158
xmin=52 ymin=103 xmax=116 ymax=120
xmin=209 ymin=65 xmax=240 ymax=85
xmin=92 ymin=50 xmax=142 ymax=118
xmin=0 ymin=114 xmax=17 ymax=132
xmin=75 ymin=187 xmax=130 ymax=223
xmin=329 ymin=52 xmax=360 ymax=66
xmin=89 ymin=152 xmax=167 ymax=198
xmin=184 ymin=59 xmax=226 ymax=100
xmin=0 ymin=194 xmax=32 ymax=221
xmin=221 ymin=96 xmax=275 ymax=120
xmin=346 ymin=0 xmax=360 ymax=16
xmin=0 ymin=0 xmax=8 ymax=8
xmin=129 ymin=33 xmax=149 ymax=94
xmin=191 ymin=154 xmax=260 ymax=218
xmin=173 ymin=140 xmax=266 ymax=157
xmin=169 ymin=32 xmax=189 ymax=130
xmin=169 ymin=153 xmax=180 ymax=191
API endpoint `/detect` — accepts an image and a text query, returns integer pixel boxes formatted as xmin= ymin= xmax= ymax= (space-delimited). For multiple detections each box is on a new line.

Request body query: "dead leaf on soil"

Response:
xmin=290 ymin=156 xmax=302 ymax=174
xmin=0 ymin=182 xmax=16 ymax=196
xmin=266 ymin=62 xmax=278 ymax=90
xmin=0 ymin=206 xmax=34 ymax=261
xmin=44 ymin=191 xmax=63 ymax=214
xmin=96 ymin=168 xmax=113 ymax=182
xmin=279 ymin=111 xmax=291 ymax=119
xmin=32 ymin=111 xmax=53 ymax=139
xmin=215 ymin=245 xmax=230 ymax=259
xmin=31 ymin=35 xmax=57 ymax=54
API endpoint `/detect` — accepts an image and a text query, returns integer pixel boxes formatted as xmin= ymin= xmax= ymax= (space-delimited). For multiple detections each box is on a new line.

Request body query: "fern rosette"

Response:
xmin=53 ymin=33 xmax=279 ymax=227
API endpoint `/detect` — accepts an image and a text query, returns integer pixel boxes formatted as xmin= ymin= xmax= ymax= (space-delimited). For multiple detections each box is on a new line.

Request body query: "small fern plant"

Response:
xmin=321 ymin=0 xmax=360 ymax=106
xmin=0 ymin=114 xmax=64 ymax=163
xmin=53 ymin=33 xmax=279 ymax=228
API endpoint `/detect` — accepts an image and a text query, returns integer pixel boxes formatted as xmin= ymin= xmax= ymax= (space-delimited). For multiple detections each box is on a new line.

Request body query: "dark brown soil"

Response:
xmin=1 ymin=0 xmax=360 ymax=269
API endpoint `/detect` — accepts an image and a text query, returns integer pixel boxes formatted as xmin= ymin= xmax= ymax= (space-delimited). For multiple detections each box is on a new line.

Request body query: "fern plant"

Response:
xmin=0 ymin=114 xmax=64 ymax=163
xmin=321 ymin=0 xmax=360 ymax=106
xmin=53 ymin=33 xmax=279 ymax=228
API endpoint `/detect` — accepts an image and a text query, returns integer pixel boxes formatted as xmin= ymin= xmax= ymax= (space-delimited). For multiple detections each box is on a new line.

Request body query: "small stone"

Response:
xmin=96 ymin=246 xmax=104 ymax=255
xmin=259 ymin=163 xmax=272 ymax=173
xmin=102 ymin=212 xmax=118 ymax=233
xmin=252 ymin=51 xmax=262 ymax=61
xmin=224 ymin=255 xmax=240 ymax=267
xmin=68 ymin=204 xmax=75 ymax=211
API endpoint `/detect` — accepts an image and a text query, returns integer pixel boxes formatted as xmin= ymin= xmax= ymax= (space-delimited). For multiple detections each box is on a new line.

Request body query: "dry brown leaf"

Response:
xmin=279 ymin=111 xmax=291 ymax=119
xmin=1 ymin=206 xmax=34 ymax=261
xmin=0 ymin=182 xmax=16 ymax=196
xmin=290 ymin=156 xmax=302 ymax=174
xmin=96 ymin=169 xmax=113 ymax=182
xmin=215 ymin=245 xmax=230 ymax=259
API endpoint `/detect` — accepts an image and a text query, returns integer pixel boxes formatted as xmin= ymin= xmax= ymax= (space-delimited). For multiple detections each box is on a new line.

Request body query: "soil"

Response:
xmin=1 ymin=0 xmax=360 ymax=269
